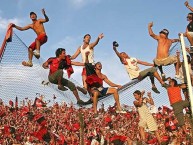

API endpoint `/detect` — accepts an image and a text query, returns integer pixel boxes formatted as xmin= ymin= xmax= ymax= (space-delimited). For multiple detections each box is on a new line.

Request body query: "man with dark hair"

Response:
xmin=166 ymin=78 xmax=191 ymax=133
xmin=113 ymin=43 xmax=168 ymax=94
xmin=148 ymin=22 xmax=180 ymax=80
xmin=133 ymin=90 xmax=161 ymax=144
xmin=12 ymin=9 xmax=49 ymax=67
xmin=84 ymin=60 xmax=125 ymax=115
xmin=184 ymin=1 xmax=193 ymax=53
xmin=42 ymin=48 xmax=86 ymax=105
xmin=71 ymin=33 xmax=104 ymax=94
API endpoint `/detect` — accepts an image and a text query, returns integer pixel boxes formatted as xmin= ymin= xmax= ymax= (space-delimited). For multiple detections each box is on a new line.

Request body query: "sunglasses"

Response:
xmin=160 ymin=31 xmax=168 ymax=36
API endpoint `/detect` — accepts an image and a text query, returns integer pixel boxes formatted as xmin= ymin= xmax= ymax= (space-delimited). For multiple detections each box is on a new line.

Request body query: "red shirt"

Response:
xmin=48 ymin=57 xmax=60 ymax=75
xmin=167 ymin=87 xmax=182 ymax=105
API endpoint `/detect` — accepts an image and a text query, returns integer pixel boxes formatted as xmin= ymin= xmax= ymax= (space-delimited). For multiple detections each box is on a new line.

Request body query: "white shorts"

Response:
xmin=187 ymin=32 xmax=193 ymax=37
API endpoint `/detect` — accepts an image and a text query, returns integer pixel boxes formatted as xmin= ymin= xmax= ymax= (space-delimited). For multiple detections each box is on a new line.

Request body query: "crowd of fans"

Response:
xmin=0 ymin=97 xmax=192 ymax=145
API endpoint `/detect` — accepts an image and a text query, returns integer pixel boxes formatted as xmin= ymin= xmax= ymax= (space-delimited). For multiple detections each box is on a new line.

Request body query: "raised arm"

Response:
xmin=137 ymin=59 xmax=154 ymax=66
xmin=145 ymin=92 xmax=154 ymax=105
xmin=70 ymin=47 xmax=81 ymax=60
xmin=39 ymin=8 xmax=49 ymax=23
xmin=185 ymin=1 xmax=193 ymax=12
xmin=103 ymin=74 xmax=122 ymax=89
xmin=112 ymin=45 xmax=126 ymax=64
xmin=148 ymin=22 xmax=159 ymax=40
xmin=90 ymin=33 xmax=104 ymax=48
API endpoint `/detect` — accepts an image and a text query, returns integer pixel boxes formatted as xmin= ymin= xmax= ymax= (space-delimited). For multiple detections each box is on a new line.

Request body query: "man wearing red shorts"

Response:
xmin=12 ymin=9 xmax=49 ymax=67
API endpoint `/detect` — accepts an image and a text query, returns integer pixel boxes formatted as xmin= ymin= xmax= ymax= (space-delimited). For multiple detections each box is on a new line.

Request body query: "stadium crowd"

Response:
xmin=0 ymin=96 xmax=192 ymax=145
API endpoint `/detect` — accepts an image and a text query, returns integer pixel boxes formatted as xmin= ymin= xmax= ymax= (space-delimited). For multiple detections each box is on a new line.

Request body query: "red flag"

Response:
xmin=32 ymin=127 xmax=51 ymax=143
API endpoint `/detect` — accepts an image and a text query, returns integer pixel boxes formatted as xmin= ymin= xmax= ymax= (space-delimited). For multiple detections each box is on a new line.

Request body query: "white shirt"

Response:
xmin=80 ymin=45 xmax=94 ymax=63
xmin=124 ymin=57 xmax=140 ymax=79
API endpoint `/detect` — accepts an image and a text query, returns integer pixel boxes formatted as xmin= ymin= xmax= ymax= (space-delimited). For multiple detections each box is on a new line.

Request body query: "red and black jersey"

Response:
xmin=48 ymin=55 xmax=74 ymax=77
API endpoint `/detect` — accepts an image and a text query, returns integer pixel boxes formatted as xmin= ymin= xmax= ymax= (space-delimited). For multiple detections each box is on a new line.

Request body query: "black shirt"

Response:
xmin=187 ymin=21 xmax=193 ymax=32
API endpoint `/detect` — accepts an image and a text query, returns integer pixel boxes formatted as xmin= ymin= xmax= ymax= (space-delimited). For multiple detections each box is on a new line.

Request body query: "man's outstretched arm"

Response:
xmin=185 ymin=1 xmax=193 ymax=12
xmin=12 ymin=23 xmax=31 ymax=31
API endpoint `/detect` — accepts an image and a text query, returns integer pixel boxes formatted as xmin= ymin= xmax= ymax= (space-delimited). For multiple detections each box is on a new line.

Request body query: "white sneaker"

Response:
xmin=33 ymin=51 xmax=40 ymax=59
xmin=22 ymin=61 xmax=33 ymax=67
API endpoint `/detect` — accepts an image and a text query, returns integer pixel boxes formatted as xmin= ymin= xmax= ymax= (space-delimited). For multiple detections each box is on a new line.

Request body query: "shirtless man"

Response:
xmin=148 ymin=22 xmax=180 ymax=80
xmin=12 ymin=9 xmax=49 ymax=67
xmin=184 ymin=1 xmax=193 ymax=53
xmin=71 ymin=33 xmax=104 ymax=94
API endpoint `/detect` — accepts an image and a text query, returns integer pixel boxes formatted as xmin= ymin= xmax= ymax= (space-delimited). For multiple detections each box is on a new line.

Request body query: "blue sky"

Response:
xmin=0 ymin=0 xmax=191 ymax=107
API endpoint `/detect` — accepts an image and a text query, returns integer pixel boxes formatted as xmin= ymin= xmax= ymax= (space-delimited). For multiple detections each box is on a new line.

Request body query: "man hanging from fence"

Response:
xmin=42 ymin=48 xmax=87 ymax=106
xmin=113 ymin=41 xmax=168 ymax=94
xmin=12 ymin=9 xmax=49 ymax=67
xmin=148 ymin=22 xmax=180 ymax=80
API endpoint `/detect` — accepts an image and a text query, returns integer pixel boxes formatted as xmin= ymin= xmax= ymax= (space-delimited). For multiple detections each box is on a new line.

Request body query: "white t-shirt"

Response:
xmin=80 ymin=45 xmax=94 ymax=63
xmin=124 ymin=58 xmax=140 ymax=79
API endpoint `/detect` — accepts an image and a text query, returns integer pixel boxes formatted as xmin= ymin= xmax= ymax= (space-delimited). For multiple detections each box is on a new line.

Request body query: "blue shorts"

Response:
xmin=92 ymin=87 xmax=109 ymax=97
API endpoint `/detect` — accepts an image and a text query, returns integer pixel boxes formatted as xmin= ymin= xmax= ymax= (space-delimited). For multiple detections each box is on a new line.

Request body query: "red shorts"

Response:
xmin=29 ymin=33 xmax=48 ymax=51
xmin=82 ymin=68 xmax=87 ymax=76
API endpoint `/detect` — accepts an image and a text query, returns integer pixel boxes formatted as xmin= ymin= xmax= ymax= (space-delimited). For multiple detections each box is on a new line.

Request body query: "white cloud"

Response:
xmin=0 ymin=16 xmax=23 ymax=31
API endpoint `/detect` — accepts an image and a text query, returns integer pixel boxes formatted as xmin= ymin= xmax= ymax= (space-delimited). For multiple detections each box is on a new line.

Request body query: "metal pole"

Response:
xmin=180 ymin=33 xmax=193 ymax=117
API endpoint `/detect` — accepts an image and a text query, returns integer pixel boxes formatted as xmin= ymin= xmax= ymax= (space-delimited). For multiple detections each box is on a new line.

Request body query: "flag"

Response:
xmin=15 ymin=96 xmax=18 ymax=110
xmin=33 ymin=114 xmax=47 ymax=126
xmin=32 ymin=127 xmax=51 ymax=143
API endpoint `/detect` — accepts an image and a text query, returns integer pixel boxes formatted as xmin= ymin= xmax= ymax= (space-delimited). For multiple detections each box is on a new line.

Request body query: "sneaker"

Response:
xmin=77 ymin=86 xmax=87 ymax=95
xmin=116 ymin=110 xmax=127 ymax=114
xmin=58 ymin=85 xmax=68 ymax=91
xmin=162 ymin=83 xmax=169 ymax=89
xmin=77 ymin=99 xmax=86 ymax=105
xmin=161 ymin=73 xmax=167 ymax=81
xmin=33 ymin=51 xmax=40 ymax=59
xmin=22 ymin=61 xmax=33 ymax=67
xmin=152 ymin=87 xmax=160 ymax=94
